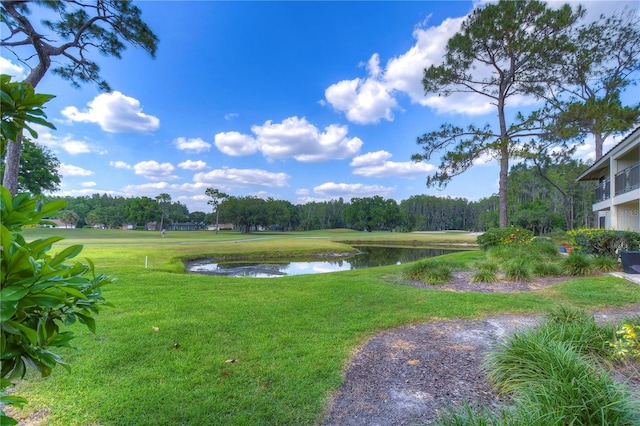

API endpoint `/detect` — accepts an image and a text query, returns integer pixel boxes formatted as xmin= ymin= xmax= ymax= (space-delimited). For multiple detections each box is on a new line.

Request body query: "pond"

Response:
xmin=186 ymin=246 xmax=465 ymax=278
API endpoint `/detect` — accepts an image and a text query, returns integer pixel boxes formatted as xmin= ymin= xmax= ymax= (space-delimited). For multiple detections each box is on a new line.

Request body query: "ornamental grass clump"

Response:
xmin=471 ymin=261 xmax=499 ymax=283
xmin=591 ymin=255 xmax=620 ymax=273
xmin=504 ymin=258 xmax=532 ymax=282
xmin=484 ymin=310 xmax=639 ymax=426
xmin=528 ymin=239 xmax=562 ymax=260
xmin=532 ymin=261 xmax=563 ymax=277
xmin=401 ymin=259 xmax=453 ymax=285
xmin=563 ymin=252 xmax=594 ymax=276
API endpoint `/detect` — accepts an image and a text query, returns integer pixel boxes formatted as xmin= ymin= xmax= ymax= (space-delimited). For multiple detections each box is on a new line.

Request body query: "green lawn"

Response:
xmin=9 ymin=229 xmax=640 ymax=425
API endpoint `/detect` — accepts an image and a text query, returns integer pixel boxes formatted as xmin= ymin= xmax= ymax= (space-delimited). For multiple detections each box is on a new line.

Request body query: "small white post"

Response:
xmin=145 ymin=256 xmax=148 ymax=269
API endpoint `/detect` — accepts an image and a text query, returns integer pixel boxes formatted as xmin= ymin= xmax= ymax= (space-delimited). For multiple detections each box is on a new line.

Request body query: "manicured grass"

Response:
xmin=9 ymin=229 xmax=640 ymax=425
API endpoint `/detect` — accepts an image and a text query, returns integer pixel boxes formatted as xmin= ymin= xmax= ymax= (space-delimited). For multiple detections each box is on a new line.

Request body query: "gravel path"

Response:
xmin=322 ymin=273 xmax=640 ymax=426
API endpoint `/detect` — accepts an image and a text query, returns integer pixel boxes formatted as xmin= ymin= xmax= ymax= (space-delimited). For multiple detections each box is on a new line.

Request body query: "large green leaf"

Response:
xmin=0 ymin=300 xmax=18 ymax=322
xmin=49 ymin=245 xmax=84 ymax=267
xmin=0 ymin=286 xmax=29 ymax=301
xmin=2 ymin=321 xmax=37 ymax=345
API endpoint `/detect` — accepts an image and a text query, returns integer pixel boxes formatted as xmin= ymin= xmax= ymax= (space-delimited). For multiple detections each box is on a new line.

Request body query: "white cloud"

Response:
xmin=81 ymin=181 xmax=97 ymax=187
xmin=224 ymin=113 xmax=239 ymax=120
xmin=59 ymin=164 xmax=94 ymax=177
xmin=350 ymin=151 xmax=394 ymax=167
xmin=30 ymin=124 xmax=104 ymax=155
xmin=324 ymin=54 xmax=398 ymax=124
xmin=133 ymin=160 xmax=177 ymax=181
xmin=193 ymin=167 xmax=290 ymax=189
xmin=385 ymin=17 xmax=464 ymax=105
xmin=313 ymin=182 xmax=396 ymax=199
xmin=60 ymin=140 xmax=91 ymax=155
xmin=61 ymin=91 xmax=160 ymax=133
xmin=110 ymin=161 xmax=132 ymax=169
xmin=0 ymin=57 xmax=26 ymax=80
xmin=122 ymin=182 xmax=173 ymax=197
xmin=178 ymin=160 xmax=208 ymax=171
xmin=322 ymin=14 xmax=522 ymax=121
xmin=350 ymin=150 xmax=436 ymax=178
xmin=214 ymin=131 xmax=259 ymax=156
xmin=173 ymin=137 xmax=211 ymax=153
xmin=52 ymin=188 xmax=118 ymax=197
xmin=215 ymin=117 xmax=363 ymax=162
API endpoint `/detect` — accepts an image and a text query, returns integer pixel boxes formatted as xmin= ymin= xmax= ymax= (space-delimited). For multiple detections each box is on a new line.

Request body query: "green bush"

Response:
xmin=1 ymin=188 xmax=114 ymax=424
xmin=567 ymin=228 xmax=640 ymax=257
xmin=476 ymin=227 xmax=534 ymax=250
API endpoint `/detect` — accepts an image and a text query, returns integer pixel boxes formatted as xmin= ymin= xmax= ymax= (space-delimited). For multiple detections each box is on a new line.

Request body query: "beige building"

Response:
xmin=576 ymin=127 xmax=640 ymax=231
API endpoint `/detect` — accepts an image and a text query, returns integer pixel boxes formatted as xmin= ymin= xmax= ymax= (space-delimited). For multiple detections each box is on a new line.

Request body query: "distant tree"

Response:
xmin=127 ymin=196 xmax=159 ymax=227
xmin=168 ymin=201 xmax=188 ymax=223
xmin=155 ymin=193 xmax=171 ymax=230
xmin=59 ymin=210 xmax=79 ymax=228
xmin=265 ymin=198 xmax=291 ymax=231
xmin=219 ymin=196 xmax=266 ymax=233
xmin=413 ymin=0 xmax=582 ymax=227
xmin=188 ymin=211 xmax=206 ymax=225
xmin=1 ymin=0 xmax=158 ymax=195
xmin=344 ymin=196 xmax=400 ymax=231
xmin=205 ymin=188 xmax=229 ymax=234
xmin=85 ymin=210 xmax=102 ymax=228
xmin=0 ymin=138 xmax=61 ymax=195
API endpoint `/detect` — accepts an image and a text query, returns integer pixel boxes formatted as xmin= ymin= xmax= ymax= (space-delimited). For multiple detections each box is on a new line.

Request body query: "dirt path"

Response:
xmin=322 ymin=274 xmax=640 ymax=426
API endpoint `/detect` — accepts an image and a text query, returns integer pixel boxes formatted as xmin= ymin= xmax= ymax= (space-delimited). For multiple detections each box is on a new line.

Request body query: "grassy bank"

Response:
xmin=9 ymin=229 xmax=640 ymax=425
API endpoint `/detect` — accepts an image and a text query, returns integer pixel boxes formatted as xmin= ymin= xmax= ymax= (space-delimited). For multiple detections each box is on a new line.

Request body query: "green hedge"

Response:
xmin=477 ymin=226 xmax=534 ymax=250
xmin=566 ymin=228 xmax=640 ymax=257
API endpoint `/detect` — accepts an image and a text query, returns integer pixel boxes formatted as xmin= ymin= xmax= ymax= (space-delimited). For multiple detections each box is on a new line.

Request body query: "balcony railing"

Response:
xmin=595 ymin=179 xmax=610 ymax=202
xmin=615 ymin=162 xmax=640 ymax=196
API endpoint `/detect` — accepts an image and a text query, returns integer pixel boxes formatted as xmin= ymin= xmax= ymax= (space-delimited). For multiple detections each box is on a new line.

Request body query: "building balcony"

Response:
xmin=615 ymin=162 xmax=640 ymax=196
xmin=594 ymin=179 xmax=610 ymax=202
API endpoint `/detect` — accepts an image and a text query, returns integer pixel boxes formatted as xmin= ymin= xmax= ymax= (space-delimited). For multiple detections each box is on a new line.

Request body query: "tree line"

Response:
xmin=45 ymin=159 xmax=595 ymax=234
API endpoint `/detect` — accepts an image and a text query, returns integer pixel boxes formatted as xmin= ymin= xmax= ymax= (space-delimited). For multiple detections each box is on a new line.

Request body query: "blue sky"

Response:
xmin=1 ymin=1 xmax=638 ymax=213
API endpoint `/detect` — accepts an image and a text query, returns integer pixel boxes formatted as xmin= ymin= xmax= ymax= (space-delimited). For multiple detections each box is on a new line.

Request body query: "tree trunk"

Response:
xmin=499 ymin=146 xmax=509 ymax=227
xmin=594 ymin=132 xmax=604 ymax=161
xmin=2 ymin=134 xmax=23 ymax=196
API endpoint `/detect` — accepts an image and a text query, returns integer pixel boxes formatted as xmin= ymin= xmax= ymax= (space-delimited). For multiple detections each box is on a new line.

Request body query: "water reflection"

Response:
xmin=186 ymin=246 xmax=463 ymax=278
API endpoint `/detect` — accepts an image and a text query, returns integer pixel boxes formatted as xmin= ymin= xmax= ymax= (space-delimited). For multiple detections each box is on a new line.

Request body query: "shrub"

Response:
xmin=563 ymin=252 xmax=594 ymax=276
xmin=1 ymin=188 xmax=114 ymax=424
xmin=566 ymin=228 xmax=640 ymax=257
xmin=609 ymin=320 xmax=640 ymax=361
xmin=477 ymin=227 xmax=534 ymax=250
